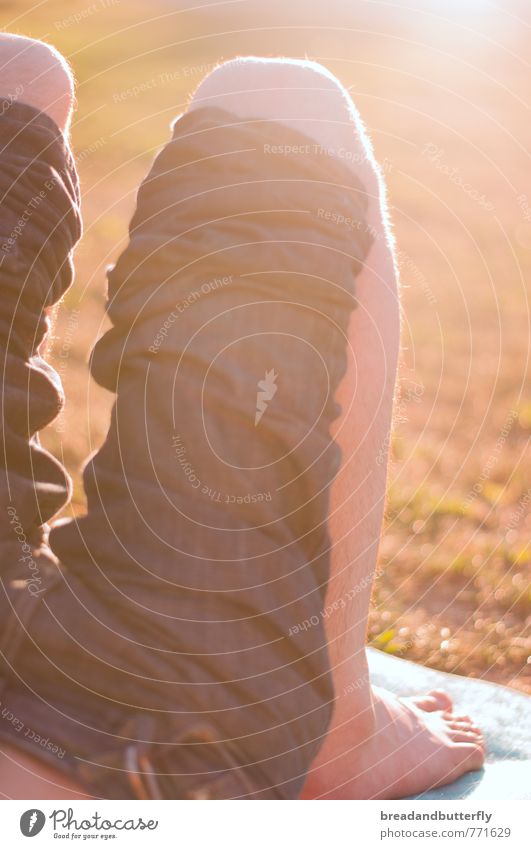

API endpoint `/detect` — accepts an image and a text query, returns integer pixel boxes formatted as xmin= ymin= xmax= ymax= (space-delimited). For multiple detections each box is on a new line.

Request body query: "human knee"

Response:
xmin=189 ymin=57 xmax=394 ymax=290
xmin=190 ymin=57 xmax=384 ymax=213
xmin=191 ymin=56 xmax=350 ymax=115
xmin=0 ymin=34 xmax=74 ymax=131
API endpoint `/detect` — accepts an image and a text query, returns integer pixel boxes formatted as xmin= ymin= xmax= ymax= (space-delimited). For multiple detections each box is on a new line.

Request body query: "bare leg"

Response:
xmin=301 ymin=118 xmax=485 ymax=798
xmin=0 ymin=34 xmax=87 ymax=800
xmin=192 ymin=58 xmax=485 ymax=798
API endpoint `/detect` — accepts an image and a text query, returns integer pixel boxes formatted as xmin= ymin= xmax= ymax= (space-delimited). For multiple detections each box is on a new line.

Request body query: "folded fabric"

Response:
xmin=0 ymin=99 xmax=81 ymax=546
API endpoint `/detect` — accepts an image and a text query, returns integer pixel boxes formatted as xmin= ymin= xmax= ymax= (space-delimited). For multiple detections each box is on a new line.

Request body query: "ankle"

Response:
xmin=327 ymin=647 xmax=372 ymax=711
xmin=326 ymin=675 xmax=376 ymax=743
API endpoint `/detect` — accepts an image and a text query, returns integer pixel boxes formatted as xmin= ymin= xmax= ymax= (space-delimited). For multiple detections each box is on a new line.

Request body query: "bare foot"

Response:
xmin=301 ymin=685 xmax=485 ymax=799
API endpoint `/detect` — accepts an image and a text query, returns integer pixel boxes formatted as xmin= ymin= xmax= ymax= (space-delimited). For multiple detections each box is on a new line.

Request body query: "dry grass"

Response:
xmin=3 ymin=0 xmax=529 ymax=692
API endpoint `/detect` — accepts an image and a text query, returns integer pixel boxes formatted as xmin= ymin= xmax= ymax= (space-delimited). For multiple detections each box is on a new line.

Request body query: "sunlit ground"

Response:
xmin=2 ymin=0 xmax=529 ymax=692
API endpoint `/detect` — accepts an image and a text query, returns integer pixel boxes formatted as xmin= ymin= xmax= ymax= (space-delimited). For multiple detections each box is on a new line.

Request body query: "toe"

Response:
xmin=449 ymin=729 xmax=485 ymax=746
xmin=445 ymin=713 xmax=482 ymax=734
xmin=429 ymin=689 xmax=453 ymax=711
xmin=410 ymin=689 xmax=453 ymax=713
xmin=448 ymin=719 xmax=477 ymax=731
xmin=446 ymin=713 xmax=472 ymax=723
xmin=454 ymin=741 xmax=486 ymax=771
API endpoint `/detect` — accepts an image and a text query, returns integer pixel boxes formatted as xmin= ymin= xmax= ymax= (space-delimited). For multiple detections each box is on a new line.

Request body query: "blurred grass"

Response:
xmin=2 ymin=0 xmax=529 ymax=692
